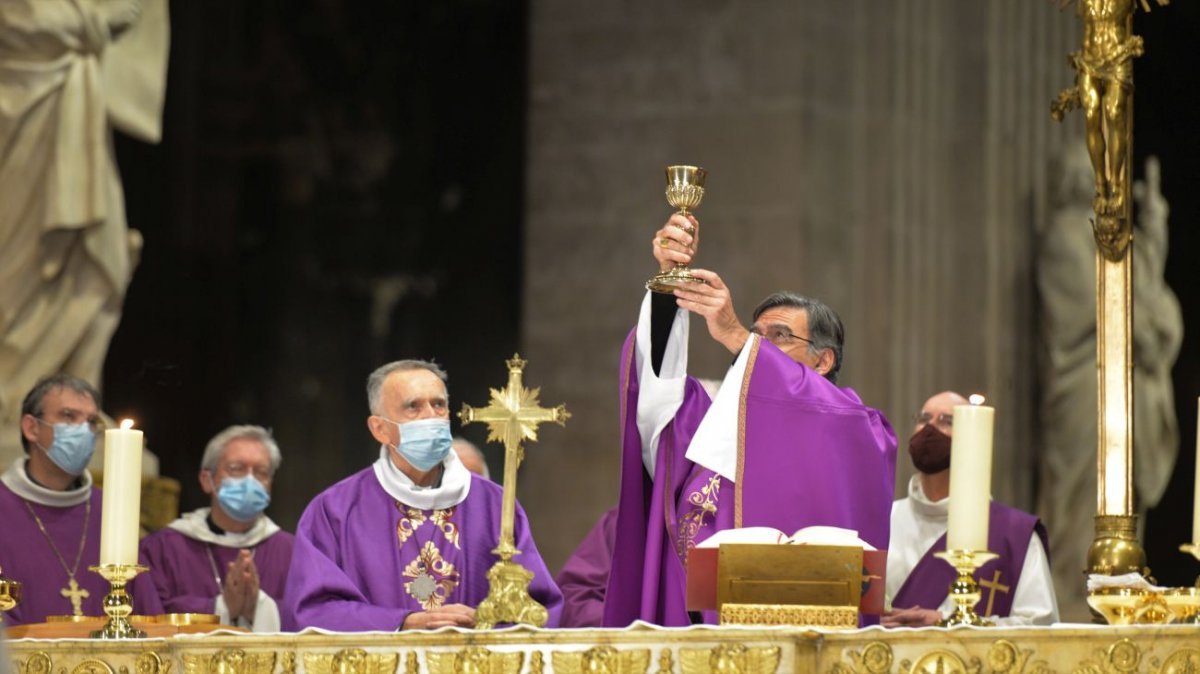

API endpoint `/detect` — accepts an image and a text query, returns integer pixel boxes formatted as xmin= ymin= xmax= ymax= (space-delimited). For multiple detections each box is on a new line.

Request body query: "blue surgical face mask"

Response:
xmin=36 ymin=421 xmax=97 ymax=476
xmin=390 ymin=417 xmax=452 ymax=471
xmin=216 ymin=475 xmax=271 ymax=522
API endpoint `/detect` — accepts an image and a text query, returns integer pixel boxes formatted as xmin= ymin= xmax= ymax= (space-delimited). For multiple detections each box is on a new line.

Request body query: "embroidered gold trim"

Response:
xmin=431 ymin=507 xmax=461 ymax=550
xmin=675 ymin=474 xmax=721 ymax=560
xmin=734 ymin=337 xmax=761 ymax=528
xmin=396 ymin=505 xmax=427 ymax=545
xmin=402 ymin=541 xmax=459 ymax=610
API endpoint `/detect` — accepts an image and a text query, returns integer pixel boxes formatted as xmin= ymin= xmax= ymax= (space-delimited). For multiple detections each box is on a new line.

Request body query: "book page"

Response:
xmin=695 ymin=526 xmax=786 ymax=548
xmin=788 ymin=526 xmax=876 ymax=550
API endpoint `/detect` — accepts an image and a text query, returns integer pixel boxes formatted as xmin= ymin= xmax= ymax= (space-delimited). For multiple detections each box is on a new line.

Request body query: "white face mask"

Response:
xmin=387 ymin=417 xmax=452 ymax=471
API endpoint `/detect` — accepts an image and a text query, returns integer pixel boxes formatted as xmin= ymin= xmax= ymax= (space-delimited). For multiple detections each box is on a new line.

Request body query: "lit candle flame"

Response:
xmin=120 ymin=419 xmax=135 ymax=430
xmin=968 ymin=394 xmax=986 ymax=406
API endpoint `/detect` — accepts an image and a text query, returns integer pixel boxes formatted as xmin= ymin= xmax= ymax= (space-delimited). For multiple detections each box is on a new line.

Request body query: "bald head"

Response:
xmin=919 ymin=391 xmax=967 ymax=422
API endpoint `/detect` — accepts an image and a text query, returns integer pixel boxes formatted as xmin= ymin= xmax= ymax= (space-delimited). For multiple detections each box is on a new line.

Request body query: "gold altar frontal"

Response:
xmin=8 ymin=625 xmax=1200 ymax=674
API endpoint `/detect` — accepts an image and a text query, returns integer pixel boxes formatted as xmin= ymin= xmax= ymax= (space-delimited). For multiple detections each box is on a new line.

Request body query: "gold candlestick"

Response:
xmin=647 ymin=165 xmax=707 ymax=294
xmin=0 ymin=565 xmax=21 ymax=612
xmin=459 ymin=355 xmax=569 ymax=629
xmin=89 ymin=564 xmax=148 ymax=638
xmin=934 ymin=549 xmax=998 ymax=627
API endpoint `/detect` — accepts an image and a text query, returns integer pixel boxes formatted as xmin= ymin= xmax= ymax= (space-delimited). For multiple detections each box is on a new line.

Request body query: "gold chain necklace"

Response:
xmin=22 ymin=498 xmax=92 ymax=616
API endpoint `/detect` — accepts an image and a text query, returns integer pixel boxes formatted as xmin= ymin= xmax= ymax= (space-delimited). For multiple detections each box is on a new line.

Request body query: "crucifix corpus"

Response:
xmin=459 ymin=354 xmax=569 ymax=628
xmin=1051 ymin=0 xmax=1167 ymax=579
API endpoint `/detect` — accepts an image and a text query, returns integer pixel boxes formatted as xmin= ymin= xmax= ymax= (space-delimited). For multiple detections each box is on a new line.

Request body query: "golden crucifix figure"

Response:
xmin=1051 ymin=0 xmax=1165 ymax=581
xmin=459 ymin=354 xmax=569 ymax=628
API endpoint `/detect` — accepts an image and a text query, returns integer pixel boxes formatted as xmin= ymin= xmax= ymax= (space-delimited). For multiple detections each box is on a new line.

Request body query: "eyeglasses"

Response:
xmin=750 ymin=326 xmax=815 ymax=349
xmin=220 ymin=462 xmax=273 ymax=482
xmin=914 ymin=412 xmax=953 ymax=431
xmin=36 ymin=412 xmax=106 ymax=434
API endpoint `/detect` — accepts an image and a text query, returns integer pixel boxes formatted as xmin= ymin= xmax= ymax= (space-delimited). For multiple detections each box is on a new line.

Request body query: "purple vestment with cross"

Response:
xmin=891 ymin=501 xmax=1048 ymax=618
xmin=603 ymin=328 xmax=898 ymax=627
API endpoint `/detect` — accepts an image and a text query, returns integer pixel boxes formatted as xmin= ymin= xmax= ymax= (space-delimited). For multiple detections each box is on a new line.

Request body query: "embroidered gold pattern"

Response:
xmin=396 ymin=505 xmax=428 ymax=545
xmin=675 ymin=474 xmax=721 ymax=560
xmin=734 ymin=337 xmax=761 ymax=528
xmin=431 ymin=507 xmax=461 ymax=549
xmin=402 ymin=541 xmax=460 ymax=609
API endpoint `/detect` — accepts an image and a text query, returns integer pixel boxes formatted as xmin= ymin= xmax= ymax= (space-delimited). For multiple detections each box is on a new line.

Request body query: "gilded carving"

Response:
xmin=680 ymin=645 xmax=780 ymax=674
xmin=1074 ymin=640 xmax=1143 ymax=674
xmin=830 ymin=642 xmax=893 ymax=674
xmin=18 ymin=652 xmax=53 ymax=674
xmin=72 ymin=661 xmax=115 ymax=674
xmin=426 ymin=648 xmax=522 ymax=674
xmin=305 ymin=650 xmax=398 ymax=674
xmin=987 ymin=640 xmax=1053 ymax=674
xmin=529 ymin=653 xmax=543 ymax=674
xmin=1156 ymin=648 xmax=1200 ymax=674
xmin=719 ymin=603 xmax=856 ymax=627
xmin=406 ymin=654 xmax=419 ymax=674
xmin=280 ymin=653 xmax=296 ymax=674
xmin=184 ymin=650 xmax=276 ymax=674
xmin=657 ymin=652 xmax=674 ymax=674
xmin=135 ymin=652 xmax=170 ymax=674
xmin=904 ymin=651 xmax=981 ymax=674
xmin=552 ymin=648 xmax=650 ymax=674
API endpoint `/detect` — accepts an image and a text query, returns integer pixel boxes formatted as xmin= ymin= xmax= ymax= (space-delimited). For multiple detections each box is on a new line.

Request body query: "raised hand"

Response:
xmin=652 ymin=214 xmax=699 ymax=272
xmin=671 ymin=269 xmax=749 ymax=356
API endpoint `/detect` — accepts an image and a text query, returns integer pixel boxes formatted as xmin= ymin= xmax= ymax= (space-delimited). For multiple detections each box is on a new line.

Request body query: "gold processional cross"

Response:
xmin=61 ymin=577 xmax=90 ymax=616
xmin=1051 ymin=0 xmax=1167 ymax=579
xmin=459 ymin=354 xmax=569 ymax=629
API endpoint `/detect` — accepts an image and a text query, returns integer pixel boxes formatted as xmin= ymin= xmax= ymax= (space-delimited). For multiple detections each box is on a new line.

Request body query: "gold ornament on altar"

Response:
xmin=458 ymin=354 xmax=569 ymax=629
xmin=0 ymin=564 xmax=21 ymax=612
xmin=647 ymin=165 xmax=707 ymax=294
xmin=552 ymin=647 xmax=650 ymax=674
xmin=427 ymin=647 xmax=523 ymax=674
xmin=304 ymin=649 xmax=398 ymax=674
xmin=88 ymin=564 xmax=147 ymax=639
xmin=933 ymin=549 xmax=998 ymax=627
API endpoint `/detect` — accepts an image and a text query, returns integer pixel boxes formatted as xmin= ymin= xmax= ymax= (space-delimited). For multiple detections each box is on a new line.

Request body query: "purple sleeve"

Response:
xmin=555 ymin=508 xmax=617 ymax=627
xmin=282 ymin=496 xmax=412 ymax=632
xmin=137 ymin=534 xmax=213 ymax=615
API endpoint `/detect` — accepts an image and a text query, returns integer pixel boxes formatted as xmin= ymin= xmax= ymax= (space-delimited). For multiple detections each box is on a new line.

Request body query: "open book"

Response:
xmin=687 ymin=526 xmax=886 ymax=614
xmin=695 ymin=525 xmax=877 ymax=550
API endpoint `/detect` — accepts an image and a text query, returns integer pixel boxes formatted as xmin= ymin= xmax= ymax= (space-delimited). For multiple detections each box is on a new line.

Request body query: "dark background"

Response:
xmin=106 ymin=0 xmax=529 ymax=529
xmin=105 ymin=0 xmax=1200 ymax=585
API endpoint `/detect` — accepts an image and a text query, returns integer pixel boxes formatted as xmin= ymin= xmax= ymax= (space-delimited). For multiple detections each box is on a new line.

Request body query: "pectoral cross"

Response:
xmin=978 ymin=569 xmax=1010 ymax=617
xmin=459 ymin=354 xmax=569 ymax=628
xmin=61 ymin=577 xmax=90 ymax=616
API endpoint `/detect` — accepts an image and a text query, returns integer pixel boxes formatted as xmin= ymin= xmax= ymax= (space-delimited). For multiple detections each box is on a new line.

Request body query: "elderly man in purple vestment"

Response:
xmin=283 ymin=360 xmax=562 ymax=631
xmin=0 ymin=375 xmax=162 ymax=625
xmin=883 ymin=391 xmax=1058 ymax=627
xmin=603 ymin=214 xmax=899 ymax=627
xmin=140 ymin=425 xmax=294 ymax=631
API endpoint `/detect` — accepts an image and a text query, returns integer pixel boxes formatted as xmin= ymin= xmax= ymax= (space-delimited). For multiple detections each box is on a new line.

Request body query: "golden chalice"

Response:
xmin=647 ymin=165 xmax=708 ymax=294
xmin=0 ymin=565 xmax=21 ymax=612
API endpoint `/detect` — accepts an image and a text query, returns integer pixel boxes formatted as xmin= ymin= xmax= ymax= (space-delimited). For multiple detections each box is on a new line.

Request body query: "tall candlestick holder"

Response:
xmin=934 ymin=549 xmax=998 ymax=627
xmin=88 ymin=564 xmax=148 ymax=638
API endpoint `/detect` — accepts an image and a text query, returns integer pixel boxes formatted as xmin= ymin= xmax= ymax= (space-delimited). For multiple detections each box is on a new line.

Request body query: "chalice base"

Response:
xmin=646 ymin=266 xmax=709 ymax=294
xmin=89 ymin=564 xmax=148 ymax=639
xmin=934 ymin=550 xmax=997 ymax=628
xmin=0 ymin=576 xmax=21 ymax=612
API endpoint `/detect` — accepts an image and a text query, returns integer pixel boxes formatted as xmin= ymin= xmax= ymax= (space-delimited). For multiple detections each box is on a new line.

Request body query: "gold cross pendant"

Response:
xmin=61 ymin=577 xmax=90 ymax=616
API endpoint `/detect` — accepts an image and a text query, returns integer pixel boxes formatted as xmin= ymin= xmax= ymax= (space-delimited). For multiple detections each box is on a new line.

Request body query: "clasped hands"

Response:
xmin=221 ymin=550 xmax=261 ymax=623
xmin=653 ymin=214 xmax=749 ymax=355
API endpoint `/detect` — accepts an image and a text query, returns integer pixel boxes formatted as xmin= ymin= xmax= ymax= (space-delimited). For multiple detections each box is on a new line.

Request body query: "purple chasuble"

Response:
xmin=0 ymin=483 xmax=163 ymax=625
xmin=283 ymin=468 xmax=562 ymax=631
xmin=891 ymin=501 xmax=1048 ymax=618
xmin=604 ymin=331 xmax=898 ymax=627
xmin=555 ymin=507 xmax=618 ymax=627
xmin=139 ymin=528 xmax=294 ymax=614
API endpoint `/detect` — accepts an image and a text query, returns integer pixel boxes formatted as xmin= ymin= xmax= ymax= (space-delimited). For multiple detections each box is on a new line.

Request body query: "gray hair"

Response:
xmin=752 ymin=292 xmax=845 ymax=384
xmin=200 ymin=425 xmax=283 ymax=475
xmin=20 ymin=374 xmax=101 ymax=451
xmin=366 ymin=359 xmax=448 ymax=414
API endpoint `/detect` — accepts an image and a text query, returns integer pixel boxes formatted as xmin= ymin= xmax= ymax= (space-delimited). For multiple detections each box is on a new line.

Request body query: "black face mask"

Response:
xmin=908 ymin=423 xmax=951 ymax=474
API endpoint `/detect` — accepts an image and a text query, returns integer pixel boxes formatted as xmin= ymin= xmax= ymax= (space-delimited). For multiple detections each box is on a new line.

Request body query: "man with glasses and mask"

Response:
xmin=283 ymin=360 xmax=562 ymax=631
xmin=0 ymin=374 xmax=162 ymax=624
xmin=603 ymin=214 xmax=898 ymax=627
xmin=883 ymin=391 xmax=1057 ymax=627
xmin=140 ymin=425 xmax=293 ymax=631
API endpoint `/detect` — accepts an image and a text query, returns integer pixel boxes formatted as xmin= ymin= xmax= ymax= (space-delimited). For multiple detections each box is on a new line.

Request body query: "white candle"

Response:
xmin=100 ymin=419 xmax=144 ymax=566
xmin=946 ymin=401 xmax=994 ymax=551
xmin=1193 ymin=398 xmax=1200 ymax=544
